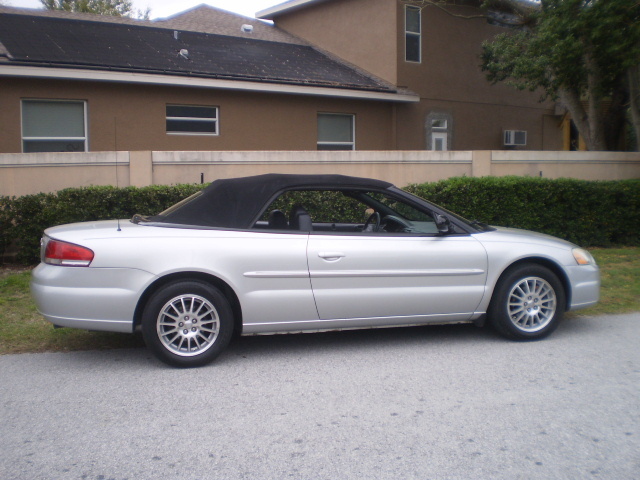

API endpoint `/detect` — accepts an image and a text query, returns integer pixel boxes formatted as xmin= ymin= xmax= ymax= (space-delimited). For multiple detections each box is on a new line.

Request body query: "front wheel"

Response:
xmin=488 ymin=264 xmax=565 ymax=340
xmin=141 ymin=281 xmax=234 ymax=367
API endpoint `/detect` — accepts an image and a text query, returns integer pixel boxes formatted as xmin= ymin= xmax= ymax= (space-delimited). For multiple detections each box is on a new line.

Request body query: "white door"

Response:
xmin=432 ymin=132 xmax=448 ymax=151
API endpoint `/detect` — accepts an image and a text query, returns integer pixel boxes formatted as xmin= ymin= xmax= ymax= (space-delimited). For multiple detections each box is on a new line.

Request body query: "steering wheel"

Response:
xmin=363 ymin=212 xmax=381 ymax=232
xmin=381 ymin=215 xmax=413 ymax=232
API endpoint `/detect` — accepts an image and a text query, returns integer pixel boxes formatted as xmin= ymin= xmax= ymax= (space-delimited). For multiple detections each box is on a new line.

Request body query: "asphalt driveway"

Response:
xmin=1 ymin=313 xmax=638 ymax=480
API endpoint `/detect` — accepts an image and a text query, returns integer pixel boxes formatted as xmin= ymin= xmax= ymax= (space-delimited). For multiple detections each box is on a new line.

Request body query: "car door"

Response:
xmin=307 ymin=233 xmax=488 ymax=325
xmin=218 ymin=230 xmax=317 ymax=334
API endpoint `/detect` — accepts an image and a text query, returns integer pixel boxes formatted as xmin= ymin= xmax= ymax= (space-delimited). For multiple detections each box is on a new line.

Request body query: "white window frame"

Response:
xmin=317 ymin=113 xmax=355 ymax=151
xmin=405 ymin=5 xmax=421 ymax=63
xmin=426 ymin=112 xmax=453 ymax=151
xmin=166 ymin=104 xmax=219 ymax=136
xmin=432 ymin=132 xmax=448 ymax=151
xmin=21 ymin=99 xmax=88 ymax=153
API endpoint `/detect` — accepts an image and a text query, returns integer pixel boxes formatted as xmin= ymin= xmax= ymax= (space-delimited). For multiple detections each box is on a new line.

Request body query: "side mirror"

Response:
xmin=434 ymin=214 xmax=452 ymax=234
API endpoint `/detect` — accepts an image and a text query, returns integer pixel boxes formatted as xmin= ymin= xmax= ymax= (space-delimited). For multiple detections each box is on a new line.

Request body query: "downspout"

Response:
xmin=392 ymin=103 xmax=398 ymax=149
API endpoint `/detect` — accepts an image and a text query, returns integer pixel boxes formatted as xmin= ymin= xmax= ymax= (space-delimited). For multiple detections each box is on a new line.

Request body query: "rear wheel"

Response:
xmin=488 ymin=264 xmax=565 ymax=340
xmin=141 ymin=281 xmax=233 ymax=367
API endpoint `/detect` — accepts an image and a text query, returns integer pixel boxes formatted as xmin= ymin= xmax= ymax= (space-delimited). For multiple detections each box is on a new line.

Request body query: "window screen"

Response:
xmin=166 ymin=105 xmax=218 ymax=135
xmin=405 ymin=6 xmax=421 ymax=63
xmin=317 ymin=113 xmax=355 ymax=150
xmin=22 ymin=100 xmax=87 ymax=153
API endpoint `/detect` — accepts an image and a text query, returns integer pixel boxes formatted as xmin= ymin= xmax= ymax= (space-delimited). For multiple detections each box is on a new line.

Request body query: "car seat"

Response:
xmin=289 ymin=205 xmax=312 ymax=231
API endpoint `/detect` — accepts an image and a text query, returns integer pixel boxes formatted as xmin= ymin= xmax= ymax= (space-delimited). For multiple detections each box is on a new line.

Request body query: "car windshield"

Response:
xmin=395 ymin=188 xmax=494 ymax=232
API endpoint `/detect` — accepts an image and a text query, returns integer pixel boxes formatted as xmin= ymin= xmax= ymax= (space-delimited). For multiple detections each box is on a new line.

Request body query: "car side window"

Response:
xmin=255 ymin=190 xmax=367 ymax=231
xmin=254 ymin=189 xmax=438 ymax=234
xmin=359 ymin=191 xmax=438 ymax=234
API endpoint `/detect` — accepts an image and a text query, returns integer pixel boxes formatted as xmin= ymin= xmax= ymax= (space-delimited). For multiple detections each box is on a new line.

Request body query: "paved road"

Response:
xmin=1 ymin=313 xmax=639 ymax=480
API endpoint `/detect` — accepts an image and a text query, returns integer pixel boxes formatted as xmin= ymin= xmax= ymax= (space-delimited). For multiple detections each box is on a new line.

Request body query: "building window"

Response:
xmin=21 ymin=100 xmax=87 ymax=153
xmin=426 ymin=113 xmax=452 ymax=151
xmin=431 ymin=119 xmax=448 ymax=151
xmin=317 ymin=113 xmax=355 ymax=150
xmin=432 ymin=131 xmax=447 ymax=151
xmin=166 ymin=105 xmax=219 ymax=135
xmin=405 ymin=5 xmax=421 ymax=63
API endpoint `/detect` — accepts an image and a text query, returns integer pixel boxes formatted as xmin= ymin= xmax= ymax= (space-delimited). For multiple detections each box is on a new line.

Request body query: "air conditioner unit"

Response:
xmin=504 ymin=130 xmax=527 ymax=146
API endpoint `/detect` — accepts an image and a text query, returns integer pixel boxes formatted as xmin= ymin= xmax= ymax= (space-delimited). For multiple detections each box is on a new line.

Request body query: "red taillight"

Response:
xmin=44 ymin=239 xmax=94 ymax=267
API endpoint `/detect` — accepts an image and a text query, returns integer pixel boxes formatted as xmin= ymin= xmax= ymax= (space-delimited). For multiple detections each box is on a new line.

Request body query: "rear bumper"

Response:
xmin=31 ymin=264 xmax=154 ymax=333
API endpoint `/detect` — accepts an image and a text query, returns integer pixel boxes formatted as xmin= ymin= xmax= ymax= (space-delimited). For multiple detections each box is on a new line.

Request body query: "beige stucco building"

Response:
xmin=0 ymin=0 xmax=563 ymax=154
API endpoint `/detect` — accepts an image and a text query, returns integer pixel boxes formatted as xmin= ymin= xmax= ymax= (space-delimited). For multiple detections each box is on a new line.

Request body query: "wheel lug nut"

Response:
xmin=183 ymin=329 xmax=188 ymax=334
xmin=179 ymin=322 xmax=184 ymax=327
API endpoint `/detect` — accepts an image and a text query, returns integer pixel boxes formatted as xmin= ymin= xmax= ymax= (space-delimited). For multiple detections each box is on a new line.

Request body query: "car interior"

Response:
xmin=254 ymin=189 xmax=440 ymax=234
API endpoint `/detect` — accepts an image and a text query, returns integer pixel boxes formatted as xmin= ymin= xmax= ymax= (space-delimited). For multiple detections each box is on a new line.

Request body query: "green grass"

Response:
xmin=577 ymin=248 xmax=640 ymax=316
xmin=1 ymin=248 xmax=638 ymax=355
xmin=0 ymin=268 xmax=143 ymax=355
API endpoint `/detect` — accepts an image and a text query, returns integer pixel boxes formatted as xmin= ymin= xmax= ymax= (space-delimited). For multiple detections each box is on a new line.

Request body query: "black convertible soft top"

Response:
xmin=151 ymin=174 xmax=394 ymax=229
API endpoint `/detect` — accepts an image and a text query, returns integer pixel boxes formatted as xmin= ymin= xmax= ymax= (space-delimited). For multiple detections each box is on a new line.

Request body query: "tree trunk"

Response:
xmin=604 ymin=76 xmax=629 ymax=151
xmin=584 ymin=51 xmax=607 ymax=151
xmin=557 ymin=48 xmax=609 ymax=151
xmin=558 ymin=88 xmax=607 ymax=152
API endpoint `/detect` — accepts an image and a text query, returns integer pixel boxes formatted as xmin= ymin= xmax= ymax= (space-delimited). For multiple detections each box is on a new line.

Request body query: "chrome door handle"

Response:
xmin=318 ymin=252 xmax=345 ymax=261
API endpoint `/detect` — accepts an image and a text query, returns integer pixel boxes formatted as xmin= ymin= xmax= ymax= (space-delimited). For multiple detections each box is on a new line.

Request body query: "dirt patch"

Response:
xmin=0 ymin=265 xmax=33 ymax=279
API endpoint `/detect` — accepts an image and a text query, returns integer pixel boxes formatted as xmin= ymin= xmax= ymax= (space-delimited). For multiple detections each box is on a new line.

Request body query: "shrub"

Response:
xmin=405 ymin=177 xmax=640 ymax=247
xmin=1 ymin=184 xmax=204 ymax=264
xmin=1 ymin=177 xmax=638 ymax=265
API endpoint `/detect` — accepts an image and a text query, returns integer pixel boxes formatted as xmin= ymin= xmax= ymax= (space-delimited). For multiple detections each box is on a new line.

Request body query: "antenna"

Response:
xmin=114 ymin=117 xmax=121 ymax=232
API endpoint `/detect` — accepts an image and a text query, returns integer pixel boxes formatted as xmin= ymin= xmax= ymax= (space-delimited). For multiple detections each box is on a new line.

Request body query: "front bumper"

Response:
xmin=565 ymin=264 xmax=600 ymax=311
xmin=31 ymin=264 xmax=155 ymax=333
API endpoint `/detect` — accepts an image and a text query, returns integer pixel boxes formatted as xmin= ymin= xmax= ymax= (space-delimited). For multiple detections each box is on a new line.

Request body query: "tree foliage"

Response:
xmin=402 ymin=0 xmax=640 ymax=151
xmin=480 ymin=0 xmax=640 ymax=151
xmin=40 ymin=0 xmax=150 ymax=19
xmin=402 ymin=1 xmax=539 ymax=27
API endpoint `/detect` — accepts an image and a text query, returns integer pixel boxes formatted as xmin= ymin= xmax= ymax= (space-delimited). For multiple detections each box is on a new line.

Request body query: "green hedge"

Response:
xmin=405 ymin=177 xmax=640 ymax=247
xmin=1 ymin=184 xmax=204 ymax=264
xmin=1 ymin=177 xmax=639 ymax=265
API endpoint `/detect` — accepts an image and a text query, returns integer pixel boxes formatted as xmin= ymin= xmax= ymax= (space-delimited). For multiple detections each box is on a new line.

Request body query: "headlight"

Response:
xmin=573 ymin=248 xmax=596 ymax=266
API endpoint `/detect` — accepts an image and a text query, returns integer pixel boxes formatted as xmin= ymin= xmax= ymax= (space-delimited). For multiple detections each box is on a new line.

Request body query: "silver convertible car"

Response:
xmin=31 ymin=174 xmax=599 ymax=367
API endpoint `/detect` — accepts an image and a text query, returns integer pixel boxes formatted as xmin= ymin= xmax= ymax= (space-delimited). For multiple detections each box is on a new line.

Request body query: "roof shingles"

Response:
xmin=0 ymin=10 xmax=396 ymax=93
xmin=155 ymin=4 xmax=306 ymax=44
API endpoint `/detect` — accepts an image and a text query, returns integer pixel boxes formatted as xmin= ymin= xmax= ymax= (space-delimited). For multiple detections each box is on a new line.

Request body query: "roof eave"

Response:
xmin=256 ymin=0 xmax=329 ymax=20
xmin=0 ymin=65 xmax=419 ymax=103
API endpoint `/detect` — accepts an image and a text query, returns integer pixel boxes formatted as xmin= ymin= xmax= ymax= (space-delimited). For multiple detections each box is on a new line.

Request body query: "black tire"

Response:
xmin=488 ymin=264 xmax=565 ymax=340
xmin=141 ymin=281 xmax=234 ymax=367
